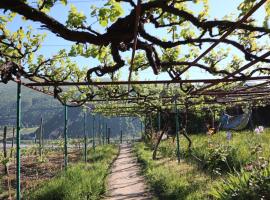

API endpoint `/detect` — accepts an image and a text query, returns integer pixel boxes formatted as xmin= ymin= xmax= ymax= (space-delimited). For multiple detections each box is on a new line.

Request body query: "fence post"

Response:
xmin=3 ymin=126 xmax=7 ymax=174
xmin=39 ymin=117 xmax=43 ymax=157
xmin=10 ymin=127 xmax=15 ymax=158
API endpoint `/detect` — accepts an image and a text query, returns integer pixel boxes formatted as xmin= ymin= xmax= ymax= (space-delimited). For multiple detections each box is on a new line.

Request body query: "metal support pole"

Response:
xmin=84 ymin=112 xmax=87 ymax=163
xmin=64 ymin=105 xmax=68 ymax=169
xmin=120 ymin=130 xmax=123 ymax=144
xmin=98 ymin=116 xmax=101 ymax=145
xmin=175 ymin=100 xmax=180 ymax=164
xmin=92 ymin=116 xmax=95 ymax=151
xmin=107 ymin=128 xmax=110 ymax=144
xmin=105 ymin=123 xmax=108 ymax=144
xmin=144 ymin=116 xmax=146 ymax=139
xmin=140 ymin=120 xmax=143 ymax=136
xmin=16 ymin=81 xmax=21 ymax=200
xmin=158 ymin=111 xmax=161 ymax=131
xmin=102 ymin=120 xmax=105 ymax=145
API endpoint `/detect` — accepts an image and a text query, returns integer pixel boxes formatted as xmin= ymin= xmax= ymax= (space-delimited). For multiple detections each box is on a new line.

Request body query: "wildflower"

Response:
xmin=258 ymin=126 xmax=264 ymax=133
xmin=254 ymin=127 xmax=260 ymax=135
xmin=244 ymin=163 xmax=253 ymax=171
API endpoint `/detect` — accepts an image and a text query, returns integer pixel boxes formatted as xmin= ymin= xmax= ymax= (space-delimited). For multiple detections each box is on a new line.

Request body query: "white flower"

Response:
xmin=254 ymin=128 xmax=260 ymax=135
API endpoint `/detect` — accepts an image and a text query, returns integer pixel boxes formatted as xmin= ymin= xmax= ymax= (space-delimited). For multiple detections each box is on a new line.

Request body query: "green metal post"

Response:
xmin=158 ymin=111 xmax=161 ymax=131
xmin=120 ymin=130 xmax=123 ymax=144
xmin=98 ymin=116 xmax=101 ymax=145
xmin=92 ymin=116 xmax=95 ymax=151
xmin=84 ymin=112 xmax=87 ymax=163
xmin=107 ymin=128 xmax=110 ymax=144
xmin=16 ymin=81 xmax=21 ymax=200
xmin=64 ymin=105 xmax=68 ymax=169
xmin=105 ymin=123 xmax=108 ymax=144
xmin=140 ymin=120 xmax=143 ymax=135
xmin=144 ymin=116 xmax=146 ymax=139
xmin=102 ymin=119 xmax=105 ymax=145
xmin=175 ymin=100 xmax=181 ymax=164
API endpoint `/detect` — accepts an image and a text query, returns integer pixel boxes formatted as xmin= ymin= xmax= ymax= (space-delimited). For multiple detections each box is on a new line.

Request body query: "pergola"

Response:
xmin=1 ymin=0 xmax=270 ymax=199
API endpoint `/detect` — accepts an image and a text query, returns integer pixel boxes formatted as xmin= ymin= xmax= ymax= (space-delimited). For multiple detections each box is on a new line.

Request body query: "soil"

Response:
xmin=0 ymin=149 xmax=82 ymax=199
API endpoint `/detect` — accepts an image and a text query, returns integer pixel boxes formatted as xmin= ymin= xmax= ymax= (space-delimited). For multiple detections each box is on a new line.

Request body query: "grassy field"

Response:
xmin=24 ymin=144 xmax=118 ymax=200
xmin=135 ymin=129 xmax=270 ymax=200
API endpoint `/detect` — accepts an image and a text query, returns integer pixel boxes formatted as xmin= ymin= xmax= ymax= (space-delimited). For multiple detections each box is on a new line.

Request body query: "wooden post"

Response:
xmin=39 ymin=117 xmax=43 ymax=157
xmin=10 ymin=127 xmax=15 ymax=158
xmin=3 ymin=126 xmax=8 ymax=174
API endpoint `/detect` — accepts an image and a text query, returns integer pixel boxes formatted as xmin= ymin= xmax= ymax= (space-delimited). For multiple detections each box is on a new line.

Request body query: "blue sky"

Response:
xmin=4 ymin=0 xmax=268 ymax=81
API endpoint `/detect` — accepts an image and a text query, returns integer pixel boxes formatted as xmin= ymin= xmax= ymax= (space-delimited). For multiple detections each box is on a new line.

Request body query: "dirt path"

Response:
xmin=105 ymin=144 xmax=152 ymax=200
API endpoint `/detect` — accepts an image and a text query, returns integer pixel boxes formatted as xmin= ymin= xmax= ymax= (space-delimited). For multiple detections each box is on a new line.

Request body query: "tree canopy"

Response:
xmin=1 ymin=0 xmax=270 ymax=116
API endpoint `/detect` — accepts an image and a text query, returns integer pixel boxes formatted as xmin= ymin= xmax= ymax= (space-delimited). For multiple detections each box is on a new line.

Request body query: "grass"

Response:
xmin=210 ymin=166 xmax=270 ymax=200
xmin=138 ymin=129 xmax=270 ymax=199
xmin=134 ymin=142 xmax=212 ymax=200
xmin=24 ymin=144 xmax=118 ymax=200
xmin=158 ymin=129 xmax=270 ymax=174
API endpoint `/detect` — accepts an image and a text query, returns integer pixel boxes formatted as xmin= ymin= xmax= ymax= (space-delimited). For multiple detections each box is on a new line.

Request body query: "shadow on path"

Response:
xmin=104 ymin=144 xmax=152 ymax=200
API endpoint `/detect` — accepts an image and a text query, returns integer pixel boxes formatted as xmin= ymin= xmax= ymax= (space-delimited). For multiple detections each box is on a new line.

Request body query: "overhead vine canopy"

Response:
xmin=1 ymin=0 xmax=270 ymax=111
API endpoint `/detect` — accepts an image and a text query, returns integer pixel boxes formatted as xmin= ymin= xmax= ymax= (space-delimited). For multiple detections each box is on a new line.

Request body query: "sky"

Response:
xmin=3 ymin=0 xmax=269 ymax=81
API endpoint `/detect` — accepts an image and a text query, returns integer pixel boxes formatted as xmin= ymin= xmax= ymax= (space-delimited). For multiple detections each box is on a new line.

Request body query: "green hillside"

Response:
xmin=0 ymin=83 xmax=141 ymax=139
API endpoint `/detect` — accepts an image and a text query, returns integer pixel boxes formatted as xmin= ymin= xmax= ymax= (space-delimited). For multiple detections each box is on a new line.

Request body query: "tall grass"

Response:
xmin=25 ymin=144 xmax=118 ymax=200
xmin=134 ymin=142 xmax=211 ymax=200
xmin=151 ymin=129 xmax=270 ymax=199
xmin=210 ymin=166 xmax=270 ymax=200
xmin=158 ymin=130 xmax=270 ymax=174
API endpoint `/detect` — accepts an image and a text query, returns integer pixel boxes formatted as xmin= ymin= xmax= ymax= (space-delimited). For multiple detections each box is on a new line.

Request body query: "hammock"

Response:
xmin=219 ymin=108 xmax=252 ymax=131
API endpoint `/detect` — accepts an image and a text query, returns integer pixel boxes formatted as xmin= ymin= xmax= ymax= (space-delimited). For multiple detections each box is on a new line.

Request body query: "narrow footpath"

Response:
xmin=105 ymin=144 xmax=152 ymax=200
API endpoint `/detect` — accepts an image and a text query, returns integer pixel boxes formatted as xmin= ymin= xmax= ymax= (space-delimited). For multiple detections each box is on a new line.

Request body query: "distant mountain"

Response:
xmin=0 ymin=82 xmax=142 ymax=139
